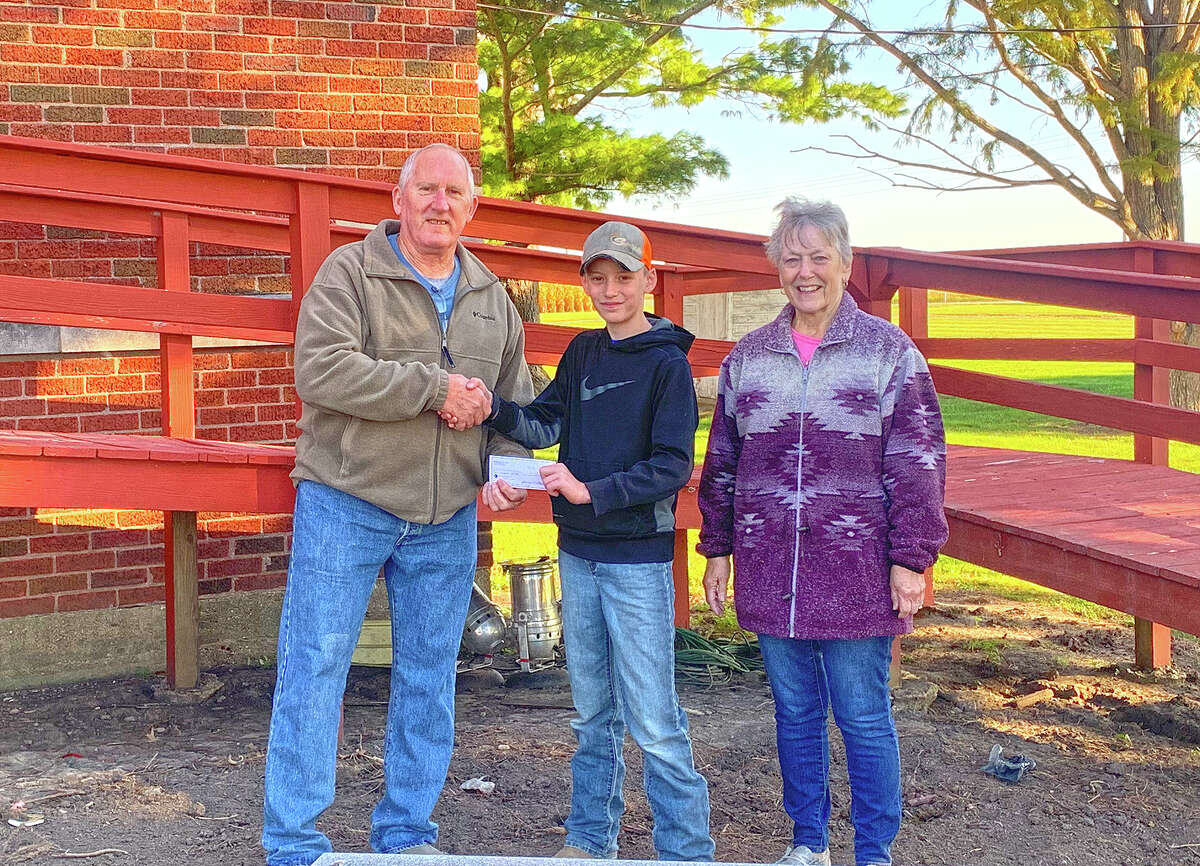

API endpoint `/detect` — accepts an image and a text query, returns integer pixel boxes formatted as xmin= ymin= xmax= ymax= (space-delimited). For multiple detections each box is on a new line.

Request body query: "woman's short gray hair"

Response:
xmin=397 ymin=143 xmax=475 ymax=200
xmin=764 ymin=197 xmax=852 ymax=266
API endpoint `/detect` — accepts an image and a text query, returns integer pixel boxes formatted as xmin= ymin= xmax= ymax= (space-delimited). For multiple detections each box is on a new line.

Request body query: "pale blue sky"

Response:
xmin=600 ymin=3 xmax=1198 ymax=249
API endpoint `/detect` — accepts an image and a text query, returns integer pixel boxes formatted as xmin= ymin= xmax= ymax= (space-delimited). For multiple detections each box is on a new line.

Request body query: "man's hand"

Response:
xmin=703 ymin=556 xmax=732 ymax=616
xmin=539 ymin=463 xmax=591 ymax=505
xmin=439 ymin=375 xmax=492 ymax=430
xmin=481 ymin=478 xmax=527 ymax=512
xmin=890 ymin=563 xmax=926 ymax=618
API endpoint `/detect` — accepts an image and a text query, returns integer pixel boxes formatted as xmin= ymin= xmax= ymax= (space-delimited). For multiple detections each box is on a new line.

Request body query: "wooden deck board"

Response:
xmin=944 ymin=446 xmax=1200 ymax=628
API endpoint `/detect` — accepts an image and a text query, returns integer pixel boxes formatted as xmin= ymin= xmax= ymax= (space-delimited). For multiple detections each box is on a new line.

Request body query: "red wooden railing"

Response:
xmin=2 ymin=134 xmax=1200 ymax=680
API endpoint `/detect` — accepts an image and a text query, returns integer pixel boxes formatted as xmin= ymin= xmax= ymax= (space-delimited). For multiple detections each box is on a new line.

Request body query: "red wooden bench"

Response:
xmin=0 ymin=430 xmax=296 ymax=687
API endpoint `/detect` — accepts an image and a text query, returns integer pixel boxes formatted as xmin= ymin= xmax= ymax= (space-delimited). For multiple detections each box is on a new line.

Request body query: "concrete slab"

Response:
xmin=0 ymin=322 xmax=60 ymax=354
xmin=60 ymin=325 xmax=272 ymax=352
xmin=0 ymin=588 xmax=285 ymax=689
xmin=313 ymin=856 xmax=766 ymax=866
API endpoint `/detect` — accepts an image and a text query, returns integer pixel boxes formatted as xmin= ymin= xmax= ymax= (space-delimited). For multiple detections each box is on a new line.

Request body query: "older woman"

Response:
xmin=698 ymin=198 xmax=948 ymax=866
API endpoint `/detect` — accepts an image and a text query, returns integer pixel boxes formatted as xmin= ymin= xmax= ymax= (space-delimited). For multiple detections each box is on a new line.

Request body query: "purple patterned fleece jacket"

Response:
xmin=697 ymin=293 xmax=948 ymax=639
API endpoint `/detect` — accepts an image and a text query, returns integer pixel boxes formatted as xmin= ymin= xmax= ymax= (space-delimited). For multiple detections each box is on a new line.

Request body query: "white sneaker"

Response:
xmin=775 ymin=845 xmax=832 ymax=865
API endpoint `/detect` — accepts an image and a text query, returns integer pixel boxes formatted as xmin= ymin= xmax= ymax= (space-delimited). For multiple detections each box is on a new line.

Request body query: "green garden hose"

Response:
xmin=673 ymin=626 xmax=763 ymax=685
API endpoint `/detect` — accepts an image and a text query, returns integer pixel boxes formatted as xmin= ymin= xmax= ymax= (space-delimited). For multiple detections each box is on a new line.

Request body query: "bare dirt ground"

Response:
xmin=3 ymin=588 xmax=1199 ymax=866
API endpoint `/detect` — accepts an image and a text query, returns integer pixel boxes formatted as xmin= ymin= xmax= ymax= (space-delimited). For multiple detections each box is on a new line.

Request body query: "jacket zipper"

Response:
xmin=430 ymin=310 xmax=450 ymax=523
xmin=789 ymin=360 xmax=810 ymax=637
xmin=428 ymin=278 xmax=474 ymax=522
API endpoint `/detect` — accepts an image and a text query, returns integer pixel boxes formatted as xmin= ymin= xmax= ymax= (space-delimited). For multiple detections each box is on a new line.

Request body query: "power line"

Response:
xmin=476 ymin=4 xmax=1198 ymax=38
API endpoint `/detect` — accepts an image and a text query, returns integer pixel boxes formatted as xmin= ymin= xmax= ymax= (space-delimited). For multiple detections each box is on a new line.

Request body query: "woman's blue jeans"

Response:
xmin=261 ymin=481 xmax=478 ymax=866
xmin=758 ymin=634 xmax=901 ymax=866
xmin=558 ymin=549 xmax=714 ymax=862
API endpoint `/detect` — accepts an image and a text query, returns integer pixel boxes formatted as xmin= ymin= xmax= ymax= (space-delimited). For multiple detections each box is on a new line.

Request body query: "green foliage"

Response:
xmin=478 ymin=0 xmax=905 ymax=208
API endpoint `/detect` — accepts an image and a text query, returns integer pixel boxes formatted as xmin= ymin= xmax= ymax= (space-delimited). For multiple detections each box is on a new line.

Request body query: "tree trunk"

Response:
xmin=1125 ymin=92 xmax=1199 ymax=410
xmin=1170 ymin=322 xmax=1200 ymax=410
xmin=504 ymin=278 xmax=552 ymax=393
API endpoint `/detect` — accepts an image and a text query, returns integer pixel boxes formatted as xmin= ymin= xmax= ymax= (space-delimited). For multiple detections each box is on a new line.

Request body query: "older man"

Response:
xmin=262 ymin=143 xmax=533 ymax=866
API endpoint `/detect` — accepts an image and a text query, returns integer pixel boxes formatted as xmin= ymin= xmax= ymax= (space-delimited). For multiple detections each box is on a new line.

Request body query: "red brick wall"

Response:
xmin=0 ymin=0 xmax=480 ymax=289
xmin=0 ymin=347 xmax=297 ymax=619
xmin=0 ymin=0 xmax=479 ymax=173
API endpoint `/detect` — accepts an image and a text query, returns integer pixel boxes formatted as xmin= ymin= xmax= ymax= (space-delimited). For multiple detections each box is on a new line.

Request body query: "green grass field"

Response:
xmin=491 ymin=298 xmax=1197 ymax=625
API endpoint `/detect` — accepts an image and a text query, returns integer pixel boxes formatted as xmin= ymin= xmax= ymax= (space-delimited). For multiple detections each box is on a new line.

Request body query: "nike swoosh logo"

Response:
xmin=580 ymin=376 xmax=635 ymax=401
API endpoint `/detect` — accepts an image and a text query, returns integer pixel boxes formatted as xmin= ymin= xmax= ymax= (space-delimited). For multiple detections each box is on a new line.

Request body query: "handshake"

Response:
xmin=438 ymin=373 xmax=493 ymax=431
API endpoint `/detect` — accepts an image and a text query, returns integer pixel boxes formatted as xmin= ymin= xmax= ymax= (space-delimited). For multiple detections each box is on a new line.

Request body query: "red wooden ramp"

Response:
xmin=944 ymin=445 xmax=1200 ymax=638
xmin=3 ymin=431 xmax=1199 ymax=679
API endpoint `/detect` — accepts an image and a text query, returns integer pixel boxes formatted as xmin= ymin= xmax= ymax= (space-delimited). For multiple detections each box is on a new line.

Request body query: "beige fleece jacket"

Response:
xmin=290 ymin=219 xmax=534 ymax=524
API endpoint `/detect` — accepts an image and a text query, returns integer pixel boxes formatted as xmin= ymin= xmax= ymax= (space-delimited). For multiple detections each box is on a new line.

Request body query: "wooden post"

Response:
xmin=289 ymin=181 xmax=332 ymax=434
xmin=888 ymin=284 xmax=938 ymax=684
xmin=898 ymin=286 xmax=929 ymax=340
xmin=289 ymin=181 xmax=332 ymax=322
xmin=1131 ymin=247 xmax=1171 ymax=669
xmin=165 ymin=512 xmax=199 ymax=689
xmin=1133 ymin=316 xmax=1171 ymax=466
xmin=655 ymin=269 xmax=686 ymax=326
xmin=157 ymin=210 xmax=199 ymax=689
xmin=657 ymin=270 xmax=690 ymax=627
xmin=902 ymin=284 xmax=935 ymax=606
xmin=672 ymin=529 xmax=690 ymax=627
xmin=889 ymin=636 xmax=902 ymax=689
xmin=1134 ymin=618 xmax=1172 ymax=671
xmin=862 ymin=298 xmax=893 ymax=321
xmin=860 ymin=254 xmax=896 ymax=322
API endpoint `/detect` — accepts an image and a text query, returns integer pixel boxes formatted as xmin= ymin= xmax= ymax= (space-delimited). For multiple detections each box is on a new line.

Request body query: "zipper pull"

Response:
xmin=442 ymin=330 xmax=455 ymax=367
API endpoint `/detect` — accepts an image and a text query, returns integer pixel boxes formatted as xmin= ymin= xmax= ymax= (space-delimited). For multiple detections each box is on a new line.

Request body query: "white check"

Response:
xmin=488 ymin=455 xmax=555 ymax=491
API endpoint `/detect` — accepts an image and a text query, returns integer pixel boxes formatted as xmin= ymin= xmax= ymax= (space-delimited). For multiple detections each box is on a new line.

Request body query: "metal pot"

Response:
xmin=504 ymin=557 xmax=563 ymax=672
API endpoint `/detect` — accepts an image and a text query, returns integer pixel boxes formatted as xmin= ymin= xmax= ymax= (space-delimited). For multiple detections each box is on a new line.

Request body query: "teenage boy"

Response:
xmin=460 ymin=221 xmax=714 ymax=861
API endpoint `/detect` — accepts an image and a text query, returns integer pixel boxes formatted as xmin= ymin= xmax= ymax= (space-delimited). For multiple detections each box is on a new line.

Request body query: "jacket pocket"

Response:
xmin=337 ymin=417 xmax=360 ymax=477
xmin=447 ymin=300 xmax=506 ymax=383
xmin=556 ymin=457 xmax=656 ymax=537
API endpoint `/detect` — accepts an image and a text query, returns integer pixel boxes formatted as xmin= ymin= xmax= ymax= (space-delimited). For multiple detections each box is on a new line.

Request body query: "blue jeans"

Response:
xmin=558 ymin=549 xmax=714 ymax=862
xmin=261 ymin=481 xmax=478 ymax=866
xmin=758 ymin=634 xmax=900 ymax=866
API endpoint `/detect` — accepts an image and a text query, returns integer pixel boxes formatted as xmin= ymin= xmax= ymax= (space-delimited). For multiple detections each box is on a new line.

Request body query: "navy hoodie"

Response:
xmin=487 ymin=315 xmax=699 ymax=563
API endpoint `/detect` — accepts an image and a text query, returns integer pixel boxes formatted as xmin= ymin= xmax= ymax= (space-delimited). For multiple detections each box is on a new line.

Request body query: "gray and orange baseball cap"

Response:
xmin=579 ymin=221 xmax=653 ymax=273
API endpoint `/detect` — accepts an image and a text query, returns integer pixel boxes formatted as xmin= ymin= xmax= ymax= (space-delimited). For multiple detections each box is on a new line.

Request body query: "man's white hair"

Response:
xmin=397 ymin=143 xmax=475 ymax=200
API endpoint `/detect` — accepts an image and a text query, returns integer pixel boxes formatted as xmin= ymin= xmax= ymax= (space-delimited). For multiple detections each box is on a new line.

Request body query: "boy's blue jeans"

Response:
xmin=758 ymin=634 xmax=901 ymax=866
xmin=261 ymin=481 xmax=477 ymax=866
xmin=557 ymin=549 xmax=714 ymax=862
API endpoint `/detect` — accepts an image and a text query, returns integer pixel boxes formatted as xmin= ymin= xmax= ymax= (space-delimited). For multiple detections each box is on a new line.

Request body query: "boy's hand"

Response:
xmin=439 ymin=377 xmax=492 ymax=430
xmin=703 ymin=556 xmax=732 ymax=616
xmin=481 ymin=478 xmax=527 ymax=512
xmin=539 ymin=463 xmax=591 ymax=505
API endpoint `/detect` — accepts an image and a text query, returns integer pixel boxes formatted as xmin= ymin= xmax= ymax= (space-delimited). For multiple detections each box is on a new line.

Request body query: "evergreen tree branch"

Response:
xmin=565 ymin=0 xmax=721 ymax=115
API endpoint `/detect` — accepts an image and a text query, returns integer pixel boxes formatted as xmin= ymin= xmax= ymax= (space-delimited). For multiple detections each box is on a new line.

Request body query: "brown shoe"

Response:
xmin=553 ymin=845 xmax=596 ymax=859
